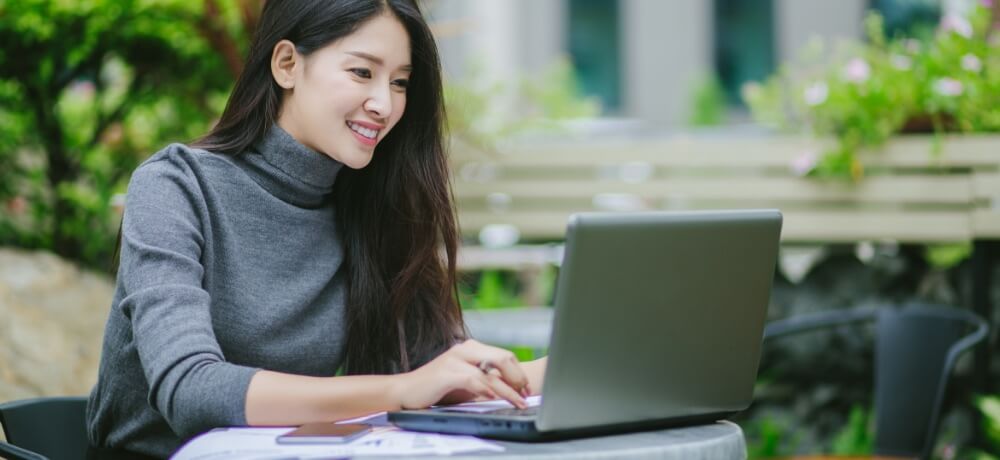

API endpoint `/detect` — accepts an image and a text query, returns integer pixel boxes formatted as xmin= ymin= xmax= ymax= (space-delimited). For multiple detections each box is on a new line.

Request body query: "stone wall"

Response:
xmin=0 ymin=248 xmax=112 ymax=404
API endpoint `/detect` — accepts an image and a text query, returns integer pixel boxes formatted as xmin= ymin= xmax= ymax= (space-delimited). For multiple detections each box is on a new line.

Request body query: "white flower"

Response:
xmin=803 ymin=82 xmax=828 ymax=106
xmin=940 ymin=14 xmax=973 ymax=38
xmin=890 ymin=54 xmax=912 ymax=71
xmin=961 ymin=54 xmax=982 ymax=72
xmin=889 ymin=54 xmax=913 ymax=70
xmin=843 ymin=58 xmax=871 ymax=83
xmin=790 ymin=151 xmax=819 ymax=176
xmin=741 ymin=82 xmax=762 ymax=102
xmin=933 ymin=77 xmax=964 ymax=97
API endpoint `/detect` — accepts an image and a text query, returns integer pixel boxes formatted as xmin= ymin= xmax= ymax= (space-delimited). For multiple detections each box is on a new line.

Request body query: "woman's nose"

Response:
xmin=363 ymin=85 xmax=392 ymax=119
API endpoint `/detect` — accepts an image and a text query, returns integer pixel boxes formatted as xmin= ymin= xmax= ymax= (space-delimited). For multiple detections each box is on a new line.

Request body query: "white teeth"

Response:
xmin=348 ymin=122 xmax=378 ymax=139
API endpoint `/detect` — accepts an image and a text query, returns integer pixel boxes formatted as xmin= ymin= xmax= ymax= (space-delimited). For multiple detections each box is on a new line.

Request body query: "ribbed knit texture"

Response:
xmin=86 ymin=125 xmax=349 ymax=457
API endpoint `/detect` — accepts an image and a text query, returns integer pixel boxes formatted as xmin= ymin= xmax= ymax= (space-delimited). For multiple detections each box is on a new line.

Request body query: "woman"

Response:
xmin=86 ymin=0 xmax=546 ymax=457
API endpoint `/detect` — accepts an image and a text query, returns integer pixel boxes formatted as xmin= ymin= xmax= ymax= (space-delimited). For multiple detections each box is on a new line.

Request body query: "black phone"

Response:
xmin=275 ymin=422 xmax=372 ymax=444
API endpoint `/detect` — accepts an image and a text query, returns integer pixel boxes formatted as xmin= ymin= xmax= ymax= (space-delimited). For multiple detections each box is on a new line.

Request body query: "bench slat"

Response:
xmin=453 ymin=176 xmax=974 ymax=205
xmin=458 ymin=210 xmax=975 ymax=242
xmin=451 ymin=135 xmax=1000 ymax=169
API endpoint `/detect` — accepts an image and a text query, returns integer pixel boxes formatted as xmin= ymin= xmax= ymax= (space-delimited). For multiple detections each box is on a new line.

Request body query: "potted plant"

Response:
xmin=743 ymin=2 xmax=1000 ymax=180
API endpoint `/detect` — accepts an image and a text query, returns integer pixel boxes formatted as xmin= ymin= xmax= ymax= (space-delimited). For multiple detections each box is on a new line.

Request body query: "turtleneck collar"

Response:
xmin=237 ymin=124 xmax=344 ymax=208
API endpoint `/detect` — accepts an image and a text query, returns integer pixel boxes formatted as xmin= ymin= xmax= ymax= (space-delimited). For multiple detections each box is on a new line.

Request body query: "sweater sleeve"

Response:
xmin=117 ymin=148 xmax=259 ymax=439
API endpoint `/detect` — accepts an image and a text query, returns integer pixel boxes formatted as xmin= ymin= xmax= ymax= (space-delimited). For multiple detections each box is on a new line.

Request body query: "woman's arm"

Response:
xmin=245 ymin=339 xmax=534 ymax=425
xmin=245 ymin=371 xmax=403 ymax=425
xmin=521 ymin=356 xmax=547 ymax=395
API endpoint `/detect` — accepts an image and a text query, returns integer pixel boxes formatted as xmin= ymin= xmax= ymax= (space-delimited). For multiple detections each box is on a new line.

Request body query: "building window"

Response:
xmin=870 ymin=0 xmax=941 ymax=39
xmin=713 ymin=0 xmax=775 ymax=107
xmin=568 ymin=0 xmax=621 ymax=113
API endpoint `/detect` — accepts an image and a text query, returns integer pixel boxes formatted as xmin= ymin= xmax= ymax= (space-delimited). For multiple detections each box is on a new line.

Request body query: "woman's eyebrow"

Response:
xmin=345 ymin=51 xmax=413 ymax=71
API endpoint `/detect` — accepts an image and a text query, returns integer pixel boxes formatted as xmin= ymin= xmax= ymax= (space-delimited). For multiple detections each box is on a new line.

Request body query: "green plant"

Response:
xmin=965 ymin=395 xmax=1000 ymax=459
xmin=445 ymin=57 xmax=600 ymax=152
xmin=743 ymin=3 xmax=1000 ymax=180
xmin=688 ymin=74 xmax=728 ymax=126
xmin=926 ymin=242 xmax=973 ymax=269
xmin=0 ymin=0 xmax=256 ymax=269
xmin=743 ymin=411 xmax=798 ymax=459
xmin=829 ymin=404 xmax=873 ymax=455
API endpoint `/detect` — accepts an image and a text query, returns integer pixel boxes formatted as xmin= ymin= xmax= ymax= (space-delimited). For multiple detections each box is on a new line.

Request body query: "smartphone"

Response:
xmin=275 ymin=423 xmax=372 ymax=444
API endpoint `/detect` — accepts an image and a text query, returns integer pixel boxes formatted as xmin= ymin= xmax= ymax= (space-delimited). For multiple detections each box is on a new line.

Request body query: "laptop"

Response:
xmin=388 ymin=209 xmax=782 ymax=440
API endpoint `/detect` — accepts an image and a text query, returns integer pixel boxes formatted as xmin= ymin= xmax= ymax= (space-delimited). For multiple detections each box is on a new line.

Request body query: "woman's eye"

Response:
xmin=350 ymin=68 xmax=371 ymax=78
xmin=392 ymin=79 xmax=410 ymax=89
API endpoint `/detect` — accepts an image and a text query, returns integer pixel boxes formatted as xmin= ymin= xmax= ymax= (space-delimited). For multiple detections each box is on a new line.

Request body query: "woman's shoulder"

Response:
xmin=137 ymin=143 xmax=234 ymax=174
xmin=130 ymin=143 xmax=239 ymax=186
xmin=125 ymin=143 xmax=240 ymax=207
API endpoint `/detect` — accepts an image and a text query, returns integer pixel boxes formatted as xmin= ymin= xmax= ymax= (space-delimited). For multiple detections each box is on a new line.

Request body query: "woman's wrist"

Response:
xmin=386 ymin=371 xmax=412 ymax=411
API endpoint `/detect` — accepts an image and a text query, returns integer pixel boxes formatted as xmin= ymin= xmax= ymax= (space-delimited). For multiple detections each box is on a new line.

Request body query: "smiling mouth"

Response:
xmin=347 ymin=121 xmax=379 ymax=140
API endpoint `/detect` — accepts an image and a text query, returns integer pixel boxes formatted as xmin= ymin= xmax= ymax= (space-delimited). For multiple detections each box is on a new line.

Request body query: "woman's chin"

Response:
xmin=343 ymin=154 xmax=374 ymax=169
xmin=326 ymin=149 xmax=374 ymax=169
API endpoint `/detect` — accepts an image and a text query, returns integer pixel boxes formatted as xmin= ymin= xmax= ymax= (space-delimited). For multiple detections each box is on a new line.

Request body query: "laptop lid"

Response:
xmin=535 ymin=209 xmax=781 ymax=431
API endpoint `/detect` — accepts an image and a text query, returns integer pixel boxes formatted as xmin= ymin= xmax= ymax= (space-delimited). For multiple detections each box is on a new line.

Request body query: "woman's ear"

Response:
xmin=271 ymin=39 xmax=298 ymax=89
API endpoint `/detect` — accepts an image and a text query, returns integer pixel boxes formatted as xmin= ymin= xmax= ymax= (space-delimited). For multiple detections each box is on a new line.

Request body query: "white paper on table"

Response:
xmin=171 ymin=420 xmax=504 ymax=460
xmin=430 ymin=395 xmax=542 ymax=414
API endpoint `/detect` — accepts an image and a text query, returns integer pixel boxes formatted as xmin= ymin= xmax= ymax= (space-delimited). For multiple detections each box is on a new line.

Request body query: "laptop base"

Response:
xmin=387 ymin=410 xmax=735 ymax=442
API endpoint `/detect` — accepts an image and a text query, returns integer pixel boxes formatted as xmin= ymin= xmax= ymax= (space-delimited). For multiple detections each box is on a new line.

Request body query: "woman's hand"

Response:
xmin=392 ymin=339 xmax=531 ymax=410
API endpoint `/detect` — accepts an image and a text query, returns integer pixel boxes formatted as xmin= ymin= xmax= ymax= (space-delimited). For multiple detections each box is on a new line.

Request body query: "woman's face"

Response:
xmin=274 ymin=13 xmax=411 ymax=169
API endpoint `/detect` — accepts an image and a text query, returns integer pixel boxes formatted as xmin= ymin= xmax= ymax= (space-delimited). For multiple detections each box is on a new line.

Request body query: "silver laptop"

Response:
xmin=388 ymin=209 xmax=782 ymax=440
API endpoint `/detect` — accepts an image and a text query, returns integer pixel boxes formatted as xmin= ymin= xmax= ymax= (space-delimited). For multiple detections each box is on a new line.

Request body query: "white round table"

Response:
xmin=384 ymin=422 xmax=747 ymax=459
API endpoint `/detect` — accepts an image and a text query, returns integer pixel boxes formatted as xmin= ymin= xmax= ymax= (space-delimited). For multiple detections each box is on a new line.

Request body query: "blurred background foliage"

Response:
xmin=0 ymin=0 xmax=260 ymax=270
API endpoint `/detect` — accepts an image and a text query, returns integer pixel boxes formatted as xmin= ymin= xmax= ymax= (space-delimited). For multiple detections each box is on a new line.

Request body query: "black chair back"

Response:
xmin=873 ymin=305 xmax=988 ymax=459
xmin=763 ymin=303 xmax=989 ymax=460
xmin=0 ymin=396 xmax=88 ymax=460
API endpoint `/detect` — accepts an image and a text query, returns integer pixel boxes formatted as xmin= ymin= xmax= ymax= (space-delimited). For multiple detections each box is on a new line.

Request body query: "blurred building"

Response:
xmin=427 ymin=0 xmax=948 ymax=131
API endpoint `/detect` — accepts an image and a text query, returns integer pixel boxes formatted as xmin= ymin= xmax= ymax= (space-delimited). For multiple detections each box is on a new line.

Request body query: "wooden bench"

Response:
xmin=449 ymin=133 xmax=1000 ymax=388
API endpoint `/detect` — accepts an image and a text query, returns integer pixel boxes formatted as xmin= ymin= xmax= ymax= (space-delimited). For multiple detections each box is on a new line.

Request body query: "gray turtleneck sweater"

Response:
xmin=87 ymin=126 xmax=349 ymax=458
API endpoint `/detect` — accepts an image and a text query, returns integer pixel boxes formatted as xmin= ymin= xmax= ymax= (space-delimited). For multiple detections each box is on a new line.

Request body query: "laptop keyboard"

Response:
xmin=486 ymin=407 xmax=540 ymax=417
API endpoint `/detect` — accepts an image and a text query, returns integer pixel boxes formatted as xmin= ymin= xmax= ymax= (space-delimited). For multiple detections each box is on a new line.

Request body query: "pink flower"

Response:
xmin=803 ymin=82 xmax=828 ymax=106
xmin=790 ymin=151 xmax=818 ymax=176
xmin=5 ymin=196 xmax=26 ymax=215
xmin=940 ymin=14 xmax=973 ymax=38
xmin=69 ymin=80 xmax=96 ymax=99
xmin=843 ymin=58 xmax=870 ymax=83
xmin=981 ymin=0 xmax=993 ymax=7
xmin=961 ymin=54 xmax=982 ymax=72
xmin=933 ymin=78 xmax=964 ymax=97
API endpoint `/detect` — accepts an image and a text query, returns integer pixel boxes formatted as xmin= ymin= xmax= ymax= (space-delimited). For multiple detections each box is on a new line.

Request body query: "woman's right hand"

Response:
xmin=393 ymin=339 xmax=531 ymax=410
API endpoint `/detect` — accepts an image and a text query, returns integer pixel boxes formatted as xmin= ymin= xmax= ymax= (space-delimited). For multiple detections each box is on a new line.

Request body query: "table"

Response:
xmin=383 ymin=421 xmax=747 ymax=459
xmin=170 ymin=418 xmax=747 ymax=460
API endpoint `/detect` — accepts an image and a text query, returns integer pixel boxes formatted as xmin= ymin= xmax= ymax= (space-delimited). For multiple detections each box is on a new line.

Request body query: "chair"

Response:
xmin=763 ymin=303 xmax=989 ymax=460
xmin=0 ymin=396 xmax=88 ymax=460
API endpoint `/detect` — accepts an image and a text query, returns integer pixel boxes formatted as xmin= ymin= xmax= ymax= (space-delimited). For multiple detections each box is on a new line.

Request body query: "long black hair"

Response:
xmin=193 ymin=0 xmax=463 ymax=374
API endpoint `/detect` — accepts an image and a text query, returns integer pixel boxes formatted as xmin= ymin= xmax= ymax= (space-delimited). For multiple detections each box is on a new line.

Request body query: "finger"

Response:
xmin=457 ymin=341 xmax=531 ymax=395
xmin=461 ymin=371 xmax=498 ymax=401
xmin=483 ymin=372 xmax=528 ymax=409
xmin=480 ymin=352 xmax=530 ymax=396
